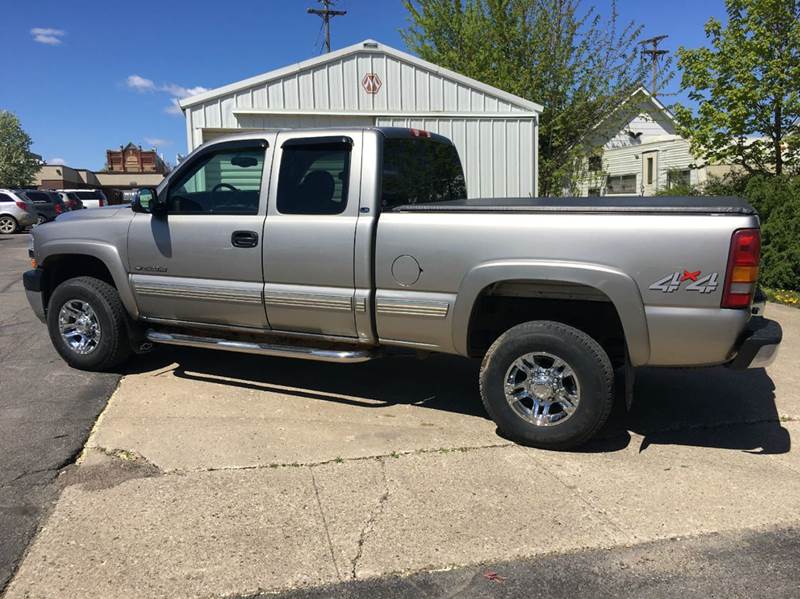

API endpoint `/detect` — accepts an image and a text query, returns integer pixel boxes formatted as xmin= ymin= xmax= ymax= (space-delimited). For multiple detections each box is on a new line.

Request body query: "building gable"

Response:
xmin=587 ymin=88 xmax=679 ymax=150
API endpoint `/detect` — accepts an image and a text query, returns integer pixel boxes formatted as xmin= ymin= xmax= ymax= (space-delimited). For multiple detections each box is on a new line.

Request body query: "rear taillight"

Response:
xmin=15 ymin=201 xmax=29 ymax=212
xmin=55 ymin=203 xmax=63 ymax=214
xmin=100 ymin=198 xmax=106 ymax=206
xmin=722 ymin=228 xmax=761 ymax=309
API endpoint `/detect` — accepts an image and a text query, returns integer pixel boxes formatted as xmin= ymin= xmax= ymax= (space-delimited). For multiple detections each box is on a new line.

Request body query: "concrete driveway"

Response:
xmin=5 ymin=294 xmax=799 ymax=597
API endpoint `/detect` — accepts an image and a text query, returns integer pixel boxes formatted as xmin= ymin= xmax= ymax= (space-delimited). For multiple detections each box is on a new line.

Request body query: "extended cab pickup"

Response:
xmin=23 ymin=127 xmax=782 ymax=449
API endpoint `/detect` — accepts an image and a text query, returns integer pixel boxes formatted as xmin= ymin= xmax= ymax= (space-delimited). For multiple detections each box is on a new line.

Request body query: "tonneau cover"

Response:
xmin=393 ymin=196 xmax=756 ymax=216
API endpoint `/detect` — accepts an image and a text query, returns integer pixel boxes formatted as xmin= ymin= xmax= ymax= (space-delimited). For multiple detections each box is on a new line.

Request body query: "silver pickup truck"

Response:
xmin=23 ymin=127 xmax=782 ymax=448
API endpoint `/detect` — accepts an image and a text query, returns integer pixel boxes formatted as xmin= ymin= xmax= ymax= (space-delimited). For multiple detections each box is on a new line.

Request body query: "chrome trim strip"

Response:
xmin=146 ymin=330 xmax=377 ymax=363
xmin=264 ymin=291 xmax=353 ymax=312
xmin=134 ymin=283 xmax=263 ymax=305
xmin=354 ymin=297 xmax=368 ymax=313
xmin=376 ymin=299 xmax=450 ymax=318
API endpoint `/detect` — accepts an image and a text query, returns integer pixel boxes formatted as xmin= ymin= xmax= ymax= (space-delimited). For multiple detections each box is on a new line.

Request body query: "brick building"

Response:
xmin=105 ymin=143 xmax=169 ymax=174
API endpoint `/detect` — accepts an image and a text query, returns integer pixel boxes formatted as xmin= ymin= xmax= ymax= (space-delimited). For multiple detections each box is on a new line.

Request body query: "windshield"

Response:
xmin=72 ymin=191 xmax=104 ymax=200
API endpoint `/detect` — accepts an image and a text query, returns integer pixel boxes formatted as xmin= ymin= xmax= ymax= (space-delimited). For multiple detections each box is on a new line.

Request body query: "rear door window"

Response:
xmin=381 ymin=138 xmax=466 ymax=210
xmin=0 ymin=193 xmax=14 ymax=203
xmin=276 ymin=139 xmax=351 ymax=215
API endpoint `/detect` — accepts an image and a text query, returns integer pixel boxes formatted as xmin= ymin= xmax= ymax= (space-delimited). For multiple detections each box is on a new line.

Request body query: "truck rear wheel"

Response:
xmin=479 ymin=321 xmax=613 ymax=450
xmin=47 ymin=276 xmax=131 ymax=371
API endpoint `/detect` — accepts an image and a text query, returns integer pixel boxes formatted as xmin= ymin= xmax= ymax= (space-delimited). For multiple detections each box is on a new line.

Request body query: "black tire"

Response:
xmin=47 ymin=276 xmax=132 ymax=371
xmin=0 ymin=215 xmax=19 ymax=235
xmin=479 ymin=321 xmax=614 ymax=450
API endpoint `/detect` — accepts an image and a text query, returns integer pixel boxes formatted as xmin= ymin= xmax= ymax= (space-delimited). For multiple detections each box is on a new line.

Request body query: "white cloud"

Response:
xmin=47 ymin=157 xmax=66 ymax=165
xmin=31 ymin=28 xmax=65 ymax=45
xmin=125 ymin=74 xmax=208 ymax=116
xmin=126 ymin=74 xmax=156 ymax=92
xmin=144 ymin=137 xmax=171 ymax=147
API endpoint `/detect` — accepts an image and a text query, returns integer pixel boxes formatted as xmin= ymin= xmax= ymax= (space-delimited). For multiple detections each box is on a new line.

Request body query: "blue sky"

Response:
xmin=0 ymin=0 xmax=726 ymax=170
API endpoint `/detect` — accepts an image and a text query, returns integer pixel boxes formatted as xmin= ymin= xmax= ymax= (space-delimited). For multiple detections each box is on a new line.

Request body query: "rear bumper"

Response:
xmin=18 ymin=212 xmax=37 ymax=227
xmin=23 ymin=269 xmax=46 ymax=323
xmin=728 ymin=317 xmax=782 ymax=369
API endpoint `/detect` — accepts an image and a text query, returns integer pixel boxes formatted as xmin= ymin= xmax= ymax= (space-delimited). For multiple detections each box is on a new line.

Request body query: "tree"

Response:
xmin=675 ymin=0 xmax=800 ymax=176
xmin=0 ymin=111 xmax=39 ymax=188
xmin=401 ymin=0 xmax=655 ymax=195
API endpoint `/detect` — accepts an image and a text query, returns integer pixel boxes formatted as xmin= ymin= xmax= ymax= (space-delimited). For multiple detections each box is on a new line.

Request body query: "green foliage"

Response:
xmin=0 ymin=111 xmax=39 ymax=188
xmin=704 ymin=173 xmax=800 ymax=289
xmin=401 ymin=0 xmax=657 ymax=195
xmin=675 ymin=0 xmax=800 ymax=176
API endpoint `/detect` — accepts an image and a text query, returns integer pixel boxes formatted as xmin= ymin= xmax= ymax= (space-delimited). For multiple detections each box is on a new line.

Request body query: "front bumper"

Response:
xmin=728 ymin=317 xmax=782 ymax=369
xmin=23 ymin=269 xmax=46 ymax=323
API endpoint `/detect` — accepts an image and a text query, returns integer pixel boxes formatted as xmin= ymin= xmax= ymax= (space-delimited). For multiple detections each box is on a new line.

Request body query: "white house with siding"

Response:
xmin=179 ymin=40 xmax=543 ymax=198
xmin=577 ymin=87 xmax=710 ymax=197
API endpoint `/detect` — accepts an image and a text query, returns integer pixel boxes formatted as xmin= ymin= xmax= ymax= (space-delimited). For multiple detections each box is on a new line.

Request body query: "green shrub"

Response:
xmin=760 ymin=193 xmax=800 ymax=289
xmin=701 ymin=174 xmax=800 ymax=291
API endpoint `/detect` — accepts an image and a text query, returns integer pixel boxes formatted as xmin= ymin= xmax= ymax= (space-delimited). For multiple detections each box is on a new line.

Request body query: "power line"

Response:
xmin=640 ymin=34 xmax=669 ymax=96
xmin=307 ymin=0 xmax=347 ymax=53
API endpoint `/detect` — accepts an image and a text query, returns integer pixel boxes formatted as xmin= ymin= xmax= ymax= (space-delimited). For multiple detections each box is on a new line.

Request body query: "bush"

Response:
xmin=701 ymin=174 xmax=800 ymax=291
xmin=760 ymin=192 xmax=800 ymax=289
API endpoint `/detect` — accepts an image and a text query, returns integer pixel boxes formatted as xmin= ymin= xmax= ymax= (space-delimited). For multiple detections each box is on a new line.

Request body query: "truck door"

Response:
xmin=262 ymin=132 xmax=362 ymax=338
xmin=127 ymin=138 xmax=272 ymax=329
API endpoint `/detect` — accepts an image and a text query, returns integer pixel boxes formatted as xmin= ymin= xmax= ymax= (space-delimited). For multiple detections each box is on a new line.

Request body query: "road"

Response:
xmin=0 ymin=233 xmax=120 ymax=592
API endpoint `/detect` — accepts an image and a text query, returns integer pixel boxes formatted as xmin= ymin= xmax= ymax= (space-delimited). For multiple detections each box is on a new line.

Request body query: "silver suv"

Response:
xmin=0 ymin=189 xmax=37 ymax=234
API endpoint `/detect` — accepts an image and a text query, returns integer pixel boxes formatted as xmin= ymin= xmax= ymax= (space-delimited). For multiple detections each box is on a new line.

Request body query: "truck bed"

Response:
xmin=393 ymin=196 xmax=756 ymax=216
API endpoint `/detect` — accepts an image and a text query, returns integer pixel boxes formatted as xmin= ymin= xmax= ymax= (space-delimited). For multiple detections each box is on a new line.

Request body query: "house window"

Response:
xmin=667 ymin=169 xmax=691 ymax=189
xmin=588 ymin=155 xmax=602 ymax=172
xmin=646 ymin=157 xmax=654 ymax=185
xmin=606 ymin=174 xmax=637 ymax=195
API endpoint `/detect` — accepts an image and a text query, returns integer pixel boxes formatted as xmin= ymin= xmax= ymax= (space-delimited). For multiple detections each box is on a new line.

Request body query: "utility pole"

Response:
xmin=640 ymin=35 xmax=669 ymax=96
xmin=307 ymin=0 xmax=347 ymax=53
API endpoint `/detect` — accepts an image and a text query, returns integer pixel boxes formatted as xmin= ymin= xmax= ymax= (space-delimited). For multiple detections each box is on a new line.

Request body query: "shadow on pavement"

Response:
xmin=121 ymin=347 xmax=790 ymax=455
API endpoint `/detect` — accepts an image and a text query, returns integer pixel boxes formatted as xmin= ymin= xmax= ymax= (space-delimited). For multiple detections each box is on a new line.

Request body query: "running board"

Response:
xmin=145 ymin=330 xmax=378 ymax=363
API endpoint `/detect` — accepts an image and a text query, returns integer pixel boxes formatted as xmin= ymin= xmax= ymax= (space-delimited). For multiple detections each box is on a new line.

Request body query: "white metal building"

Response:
xmin=179 ymin=40 xmax=542 ymax=198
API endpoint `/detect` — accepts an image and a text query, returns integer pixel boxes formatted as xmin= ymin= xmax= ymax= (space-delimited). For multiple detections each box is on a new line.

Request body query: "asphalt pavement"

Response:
xmin=260 ymin=526 xmax=800 ymax=599
xmin=0 ymin=233 xmax=120 ymax=592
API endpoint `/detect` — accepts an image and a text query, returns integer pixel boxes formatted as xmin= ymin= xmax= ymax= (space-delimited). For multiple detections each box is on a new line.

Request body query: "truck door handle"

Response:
xmin=231 ymin=230 xmax=259 ymax=248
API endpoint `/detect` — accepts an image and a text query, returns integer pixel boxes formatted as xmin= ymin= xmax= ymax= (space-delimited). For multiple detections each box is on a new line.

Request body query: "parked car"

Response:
xmin=14 ymin=189 xmax=67 ymax=224
xmin=23 ymin=127 xmax=783 ymax=449
xmin=57 ymin=191 xmax=84 ymax=211
xmin=57 ymin=189 xmax=107 ymax=209
xmin=0 ymin=189 xmax=37 ymax=234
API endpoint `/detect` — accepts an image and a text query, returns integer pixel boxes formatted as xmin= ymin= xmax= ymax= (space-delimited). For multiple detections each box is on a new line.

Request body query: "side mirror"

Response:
xmin=130 ymin=188 xmax=166 ymax=216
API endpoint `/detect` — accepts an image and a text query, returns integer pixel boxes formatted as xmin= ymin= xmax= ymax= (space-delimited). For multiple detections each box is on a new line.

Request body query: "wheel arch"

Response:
xmin=453 ymin=260 xmax=651 ymax=366
xmin=38 ymin=241 xmax=138 ymax=319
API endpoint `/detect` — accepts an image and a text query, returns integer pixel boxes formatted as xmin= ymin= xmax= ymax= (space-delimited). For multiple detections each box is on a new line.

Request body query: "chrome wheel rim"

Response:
xmin=504 ymin=352 xmax=580 ymax=427
xmin=0 ymin=217 xmax=15 ymax=234
xmin=58 ymin=299 xmax=101 ymax=354
xmin=36 ymin=215 xmax=45 ymax=225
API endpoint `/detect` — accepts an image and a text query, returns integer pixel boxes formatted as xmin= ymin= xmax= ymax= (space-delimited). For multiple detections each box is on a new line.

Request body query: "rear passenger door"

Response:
xmin=262 ymin=132 xmax=362 ymax=338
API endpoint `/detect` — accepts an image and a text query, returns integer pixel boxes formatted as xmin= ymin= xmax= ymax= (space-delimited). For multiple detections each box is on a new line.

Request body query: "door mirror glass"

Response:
xmin=131 ymin=188 xmax=162 ymax=214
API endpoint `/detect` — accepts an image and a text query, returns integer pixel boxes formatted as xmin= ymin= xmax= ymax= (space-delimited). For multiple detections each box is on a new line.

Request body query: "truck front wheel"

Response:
xmin=47 ymin=276 xmax=132 ymax=371
xmin=479 ymin=321 xmax=613 ymax=450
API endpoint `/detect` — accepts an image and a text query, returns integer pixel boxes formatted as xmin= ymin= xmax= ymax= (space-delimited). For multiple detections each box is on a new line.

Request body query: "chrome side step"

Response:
xmin=145 ymin=330 xmax=378 ymax=363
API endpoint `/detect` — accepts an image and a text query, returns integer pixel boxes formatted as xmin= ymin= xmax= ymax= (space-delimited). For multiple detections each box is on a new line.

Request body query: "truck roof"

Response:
xmin=202 ymin=127 xmax=455 ymax=147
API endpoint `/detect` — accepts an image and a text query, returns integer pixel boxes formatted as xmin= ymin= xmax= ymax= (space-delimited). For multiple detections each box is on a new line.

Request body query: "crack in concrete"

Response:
xmin=350 ymin=458 xmax=389 ymax=580
xmin=309 ymin=468 xmax=341 ymax=582
xmin=517 ymin=445 xmax=629 ymax=541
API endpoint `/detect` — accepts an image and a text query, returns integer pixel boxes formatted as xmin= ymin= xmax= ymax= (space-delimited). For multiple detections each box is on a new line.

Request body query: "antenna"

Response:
xmin=640 ymin=35 xmax=669 ymax=96
xmin=307 ymin=0 xmax=347 ymax=53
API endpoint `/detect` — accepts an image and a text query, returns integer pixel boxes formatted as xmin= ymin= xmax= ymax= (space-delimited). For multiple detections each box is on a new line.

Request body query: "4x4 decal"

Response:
xmin=649 ymin=270 xmax=719 ymax=294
